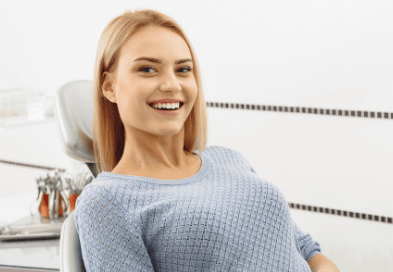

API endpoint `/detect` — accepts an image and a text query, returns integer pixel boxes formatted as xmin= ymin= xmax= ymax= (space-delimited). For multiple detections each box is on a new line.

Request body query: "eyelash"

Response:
xmin=139 ymin=66 xmax=193 ymax=73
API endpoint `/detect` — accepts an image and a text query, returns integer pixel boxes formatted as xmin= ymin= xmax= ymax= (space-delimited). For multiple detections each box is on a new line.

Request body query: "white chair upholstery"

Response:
xmin=54 ymin=80 xmax=97 ymax=272
xmin=59 ymin=210 xmax=86 ymax=272
xmin=54 ymin=79 xmax=99 ymax=178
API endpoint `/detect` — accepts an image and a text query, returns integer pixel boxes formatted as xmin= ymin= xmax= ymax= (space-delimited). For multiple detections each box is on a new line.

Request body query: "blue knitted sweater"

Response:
xmin=75 ymin=145 xmax=322 ymax=271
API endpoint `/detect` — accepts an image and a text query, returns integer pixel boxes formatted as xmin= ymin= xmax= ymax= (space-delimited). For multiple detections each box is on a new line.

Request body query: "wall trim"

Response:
xmin=208 ymin=102 xmax=393 ymax=119
xmin=288 ymin=202 xmax=392 ymax=224
xmin=0 ymin=159 xmax=66 ymax=172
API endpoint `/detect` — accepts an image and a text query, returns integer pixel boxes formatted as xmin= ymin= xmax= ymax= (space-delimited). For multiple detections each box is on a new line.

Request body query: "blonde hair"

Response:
xmin=92 ymin=9 xmax=209 ymax=174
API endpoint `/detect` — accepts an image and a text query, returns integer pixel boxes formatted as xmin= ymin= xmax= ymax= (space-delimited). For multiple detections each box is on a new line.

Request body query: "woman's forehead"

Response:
xmin=120 ymin=27 xmax=191 ymax=63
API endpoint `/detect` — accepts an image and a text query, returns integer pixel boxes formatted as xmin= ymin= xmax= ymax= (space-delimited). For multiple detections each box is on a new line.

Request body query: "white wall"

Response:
xmin=0 ymin=0 xmax=392 ymax=271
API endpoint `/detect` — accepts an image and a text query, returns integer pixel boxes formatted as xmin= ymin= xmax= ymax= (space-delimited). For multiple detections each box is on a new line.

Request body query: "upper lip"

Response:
xmin=147 ymin=99 xmax=184 ymax=104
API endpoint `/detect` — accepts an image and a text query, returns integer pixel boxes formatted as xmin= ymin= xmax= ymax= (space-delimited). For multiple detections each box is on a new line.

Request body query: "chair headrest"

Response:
xmin=54 ymin=80 xmax=95 ymax=163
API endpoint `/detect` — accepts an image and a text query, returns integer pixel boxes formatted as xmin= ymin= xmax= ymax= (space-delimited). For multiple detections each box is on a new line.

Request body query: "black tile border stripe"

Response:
xmin=0 ymin=159 xmax=66 ymax=172
xmin=207 ymin=102 xmax=393 ymax=119
xmin=0 ymin=264 xmax=59 ymax=271
xmin=1 ymin=159 xmax=391 ymax=226
xmin=288 ymin=202 xmax=392 ymax=224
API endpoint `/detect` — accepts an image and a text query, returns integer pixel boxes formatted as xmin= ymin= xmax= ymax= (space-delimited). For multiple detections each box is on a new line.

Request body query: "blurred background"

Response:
xmin=0 ymin=0 xmax=392 ymax=271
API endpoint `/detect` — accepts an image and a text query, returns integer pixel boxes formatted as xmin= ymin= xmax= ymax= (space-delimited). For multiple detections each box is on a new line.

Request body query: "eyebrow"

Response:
xmin=133 ymin=57 xmax=193 ymax=65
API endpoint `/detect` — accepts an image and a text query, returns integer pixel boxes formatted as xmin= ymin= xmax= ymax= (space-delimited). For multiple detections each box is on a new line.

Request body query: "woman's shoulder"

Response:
xmin=75 ymin=181 xmax=116 ymax=210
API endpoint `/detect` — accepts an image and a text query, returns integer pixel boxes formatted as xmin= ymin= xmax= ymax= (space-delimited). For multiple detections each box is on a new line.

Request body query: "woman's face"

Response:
xmin=103 ymin=26 xmax=198 ymax=138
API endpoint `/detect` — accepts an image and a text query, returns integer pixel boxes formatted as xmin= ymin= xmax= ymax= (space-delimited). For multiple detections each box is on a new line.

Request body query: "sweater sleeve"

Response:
xmin=291 ymin=217 xmax=322 ymax=262
xmin=74 ymin=185 xmax=155 ymax=272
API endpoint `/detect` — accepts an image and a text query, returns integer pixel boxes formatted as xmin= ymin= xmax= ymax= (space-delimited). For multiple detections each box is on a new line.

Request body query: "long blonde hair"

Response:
xmin=92 ymin=9 xmax=209 ymax=174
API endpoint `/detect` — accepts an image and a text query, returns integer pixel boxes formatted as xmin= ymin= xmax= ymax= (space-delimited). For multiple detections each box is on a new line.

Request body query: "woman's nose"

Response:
xmin=160 ymin=71 xmax=182 ymax=92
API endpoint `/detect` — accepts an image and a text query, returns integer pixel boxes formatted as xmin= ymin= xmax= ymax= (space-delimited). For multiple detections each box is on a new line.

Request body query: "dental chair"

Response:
xmin=54 ymin=79 xmax=98 ymax=272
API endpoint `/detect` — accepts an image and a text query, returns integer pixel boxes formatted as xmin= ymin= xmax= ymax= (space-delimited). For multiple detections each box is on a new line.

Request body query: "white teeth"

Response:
xmin=151 ymin=102 xmax=180 ymax=110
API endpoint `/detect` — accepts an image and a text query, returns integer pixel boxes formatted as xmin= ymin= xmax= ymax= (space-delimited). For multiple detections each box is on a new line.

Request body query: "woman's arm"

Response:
xmin=289 ymin=218 xmax=339 ymax=271
xmin=75 ymin=185 xmax=155 ymax=272
xmin=308 ymin=254 xmax=340 ymax=272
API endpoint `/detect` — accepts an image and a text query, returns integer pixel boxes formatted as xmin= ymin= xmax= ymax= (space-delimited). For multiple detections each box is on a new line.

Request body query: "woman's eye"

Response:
xmin=179 ymin=67 xmax=193 ymax=73
xmin=140 ymin=66 xmax=155 ymax=73
xmin=139 ymin=66 xmax=192 ymax=73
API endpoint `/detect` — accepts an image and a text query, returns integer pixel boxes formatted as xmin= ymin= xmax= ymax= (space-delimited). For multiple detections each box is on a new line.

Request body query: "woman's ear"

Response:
xmin=101 ymin=72 xmax=116 ymax=103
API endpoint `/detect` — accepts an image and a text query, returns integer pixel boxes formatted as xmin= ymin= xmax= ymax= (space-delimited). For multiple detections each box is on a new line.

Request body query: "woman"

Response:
xmin=74 ymin=8 xmax=339 ymax=272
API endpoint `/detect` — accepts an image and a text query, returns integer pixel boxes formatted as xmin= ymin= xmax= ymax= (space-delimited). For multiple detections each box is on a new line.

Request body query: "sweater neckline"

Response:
xmin=98 ymin=151 xmax=211 ymax=185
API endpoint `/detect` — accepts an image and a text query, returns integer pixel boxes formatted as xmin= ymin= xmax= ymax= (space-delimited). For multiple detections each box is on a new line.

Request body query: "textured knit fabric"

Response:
xmin=75 ymin=145 xmax=322 ymax=272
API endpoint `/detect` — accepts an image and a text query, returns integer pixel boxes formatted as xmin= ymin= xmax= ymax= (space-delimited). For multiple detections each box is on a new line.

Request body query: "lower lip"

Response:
xmin=149 ymin=105 xmax=183 ymax=116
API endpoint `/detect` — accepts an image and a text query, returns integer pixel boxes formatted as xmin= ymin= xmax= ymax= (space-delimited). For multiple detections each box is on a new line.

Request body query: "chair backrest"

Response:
xmin=53 ymin=79 xmax=99 ymax=178
xmin=54 ymin=80 xmax=96 ymax=271
xmin=59 ymin=210 xmax=86 ymax=272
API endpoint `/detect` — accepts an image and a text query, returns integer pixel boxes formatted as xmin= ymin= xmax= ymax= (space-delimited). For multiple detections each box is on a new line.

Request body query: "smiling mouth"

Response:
xmin=148 ymin=102 xmax=184 ymax=110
